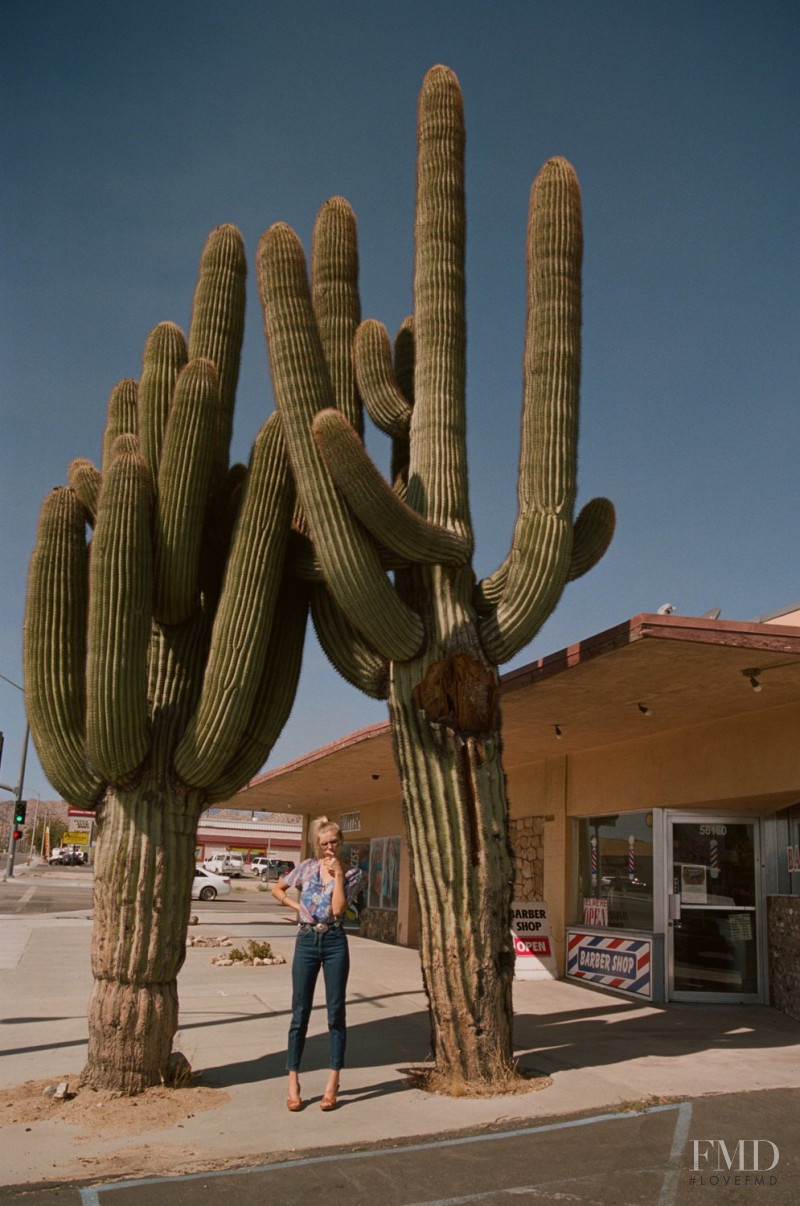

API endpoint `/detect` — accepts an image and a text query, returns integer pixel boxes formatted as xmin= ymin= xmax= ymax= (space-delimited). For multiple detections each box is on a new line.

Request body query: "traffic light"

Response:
xmin=13 ymin=828 xmax=23 ymax=842
xmin=14 ymin=801 xmax=27 ymax=827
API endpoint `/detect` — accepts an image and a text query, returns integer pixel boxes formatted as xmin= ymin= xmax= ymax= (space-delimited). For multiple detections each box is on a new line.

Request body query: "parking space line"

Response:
xmin=77 ymin=1101 xmax=685 ymax=1204
xmin=657 ymin=1099 xmax=693 ymax=1206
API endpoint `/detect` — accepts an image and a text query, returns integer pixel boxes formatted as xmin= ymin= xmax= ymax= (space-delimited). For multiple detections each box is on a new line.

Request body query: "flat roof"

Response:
xmin=229 ymin=613 xmax=800 ymax=814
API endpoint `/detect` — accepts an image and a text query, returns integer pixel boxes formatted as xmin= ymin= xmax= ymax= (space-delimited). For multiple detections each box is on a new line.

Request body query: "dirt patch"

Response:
xmin=404 ymin=1064 xmax=552 ymax=1098
xmin=0 ymin=1076 xmax=227 ymax=1137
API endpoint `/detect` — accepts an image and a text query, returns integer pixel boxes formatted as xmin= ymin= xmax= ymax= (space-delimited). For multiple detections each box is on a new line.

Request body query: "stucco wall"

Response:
xmin=566 ymin=703 xmax=800 ymax=815
xmin=767 ymin=896 xmax=800 ymax=1021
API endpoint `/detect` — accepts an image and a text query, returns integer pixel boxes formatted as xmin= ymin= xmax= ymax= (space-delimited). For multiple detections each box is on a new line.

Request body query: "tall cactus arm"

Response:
xmin=394 ymin=316 xmax=415 ymax=406
xmin=138 ymin=321 xmax=188 ymax=486
xmin=206 ymin=571 xmax=310 ymax=803
xmin=198 ymin=460 xmax=249 ymax=609
xmin=86 ymin=447 xmax=154 ymax=784
xmin=187 ymin=224 xmax=246 ymax=480
xmin=475 ymin=496 xmax=614 ymax=609
xmin=479 ymin=514 xmax=573 ymax=663
xmin=519 ymin=157 xmax=581 ymax=518
xmin=478 ymin=157 xmax=591 ymax=664
xmin=390 ymin=316 xmax=415 ymax=493
xmin=174 ymin=413 xmax=294 ymax=788
xmin=258 ymin=222 xmax=424 ymax=662
xmin=311 ymin=197 xmax=363 ymax=437
xmin=101 ymin=379 xmax=138 ymax=476
xmin=354 ymin=320 xmax=412 ymax=438
xmin=312 ymin=408 xmax=470 ymax=565
xmin=154 ymin=359 xmax=220 ymax=626
xmin=67 ymin=458 xmax=102 ymax=524
xmin=566 ymin=496 xmax=616 ymax=581
xmin=288 ymin=531 xmax=325 ymax=581
xmin=409 ymin=66 xmax=470 ymax=540
xmin=146 ymin=618 xmax=208 ymax=772
xmin=311 ymin=583 xmax=390 ymax=700
xmin=23 ymin=488 xmax=105 ymax=808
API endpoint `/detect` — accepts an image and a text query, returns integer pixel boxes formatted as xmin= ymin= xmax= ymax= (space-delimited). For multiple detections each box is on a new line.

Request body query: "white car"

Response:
xmin=203 ymin=852 xmax=245 ymax=877
xmin=191 ymin=866 xmax=232 ymax=901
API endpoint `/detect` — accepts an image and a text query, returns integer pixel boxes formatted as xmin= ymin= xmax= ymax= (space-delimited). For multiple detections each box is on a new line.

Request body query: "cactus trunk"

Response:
xmin=83 ymin=779 xmax=201 ymax=1093
xmin=390 ymin=654 xmax=515 ymax=1082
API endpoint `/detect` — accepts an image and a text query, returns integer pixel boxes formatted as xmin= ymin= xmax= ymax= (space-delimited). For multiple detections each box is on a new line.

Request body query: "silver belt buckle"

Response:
xmin=314 ymin=922 xmax=329 ymax=933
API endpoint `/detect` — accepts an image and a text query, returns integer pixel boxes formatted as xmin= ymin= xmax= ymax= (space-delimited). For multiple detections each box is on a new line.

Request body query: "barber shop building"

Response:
xmin=228 ymin=605 xmax=800 ymax=1019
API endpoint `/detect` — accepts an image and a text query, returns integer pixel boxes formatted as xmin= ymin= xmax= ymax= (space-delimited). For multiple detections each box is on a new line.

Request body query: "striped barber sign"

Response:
xmin=567 ymin=931 xmax=652 ymax=999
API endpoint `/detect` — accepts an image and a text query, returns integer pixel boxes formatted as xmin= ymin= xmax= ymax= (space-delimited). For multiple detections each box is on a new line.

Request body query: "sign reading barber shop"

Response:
xmin=511 ymin=900 xmax=558 ymax=980
xmin=566 ymin=929 xmax=653 ymax=998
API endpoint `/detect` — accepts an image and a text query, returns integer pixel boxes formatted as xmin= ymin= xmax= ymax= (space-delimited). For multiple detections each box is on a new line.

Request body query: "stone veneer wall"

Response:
xmin=359 ymin=908 xmax=398 ymax=944
xmin=767 ymin=896 xmax=800 ymax=1021
xmin=509 ymin=815 xmax=545 ymax=900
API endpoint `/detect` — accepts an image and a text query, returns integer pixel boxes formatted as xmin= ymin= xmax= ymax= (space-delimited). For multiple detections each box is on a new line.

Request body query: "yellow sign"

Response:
xmin=63 ymin=831 xmax=90 ymax=846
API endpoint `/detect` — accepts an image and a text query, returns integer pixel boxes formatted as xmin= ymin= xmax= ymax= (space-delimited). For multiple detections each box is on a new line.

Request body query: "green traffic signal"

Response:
xmin=13 ymin=801 xmax=27 ymax=826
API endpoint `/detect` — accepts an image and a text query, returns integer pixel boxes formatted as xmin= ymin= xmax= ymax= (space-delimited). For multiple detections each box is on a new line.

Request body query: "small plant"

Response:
xmin=228 ymin=939 xmax=274 ymax=962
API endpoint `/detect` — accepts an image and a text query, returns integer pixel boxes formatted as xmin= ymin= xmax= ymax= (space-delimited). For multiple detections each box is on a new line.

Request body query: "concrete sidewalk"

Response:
xmin=1 ymin=876 xmax=799 ymax=1189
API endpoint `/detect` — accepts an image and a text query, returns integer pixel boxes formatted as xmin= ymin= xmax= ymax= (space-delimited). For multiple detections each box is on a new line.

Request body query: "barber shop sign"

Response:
xmin=511 ymin=900 xmax=558 ymax=980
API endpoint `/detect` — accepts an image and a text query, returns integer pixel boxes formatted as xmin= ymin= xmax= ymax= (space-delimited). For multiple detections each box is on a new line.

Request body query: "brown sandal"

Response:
xmin=287 ymin=1083 xmax=302 ymax=1112
xmin=320 ymin=1091 xmax=338 ymax=1111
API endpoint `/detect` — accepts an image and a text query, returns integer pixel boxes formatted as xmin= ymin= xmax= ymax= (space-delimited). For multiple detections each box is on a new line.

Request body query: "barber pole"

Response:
xmin=591 ymin=836 xmax=598 ymax=890
xmin=709 ymin=837 xmax=719 ymax=878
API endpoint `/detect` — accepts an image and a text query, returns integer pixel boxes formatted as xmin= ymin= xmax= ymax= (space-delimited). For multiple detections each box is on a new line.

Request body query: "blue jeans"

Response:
xmin=286 ymin=927 xmax=350 ymax=1072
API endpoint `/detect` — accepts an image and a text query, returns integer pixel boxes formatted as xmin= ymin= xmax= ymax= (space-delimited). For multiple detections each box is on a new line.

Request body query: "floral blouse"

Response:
xmin=284 ymin=858 xmax=364 ymax=926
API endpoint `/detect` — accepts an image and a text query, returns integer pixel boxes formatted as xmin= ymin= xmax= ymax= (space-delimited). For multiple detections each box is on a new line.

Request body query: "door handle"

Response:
xmin=668 ymin=892 xmax=682 ymax=922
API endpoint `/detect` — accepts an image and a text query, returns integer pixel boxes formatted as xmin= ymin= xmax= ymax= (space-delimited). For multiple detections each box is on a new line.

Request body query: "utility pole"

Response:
xmin=1 ymin=674 xmax=30 ymax=881
xmin=2 ymin=725 xmax=30 ymax=879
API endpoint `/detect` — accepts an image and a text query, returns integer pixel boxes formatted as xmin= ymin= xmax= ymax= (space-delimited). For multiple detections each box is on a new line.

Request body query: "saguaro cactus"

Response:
xmin=24 ymin=226 xmax=308 ymax=1093
xmin=258 ymin=67 xmax=614 ymax=1086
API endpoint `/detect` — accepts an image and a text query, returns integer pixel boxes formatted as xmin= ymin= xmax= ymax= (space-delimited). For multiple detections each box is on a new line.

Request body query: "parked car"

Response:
xmin=191 ymin=866 xmax=232 ymax=901
xmin=203 ymin=852 xmax=245 ymax=877
xmin=48 ymin=845 xmax=88 ymax=866
xmin=255 ymin=857 xmax=296 ymax=881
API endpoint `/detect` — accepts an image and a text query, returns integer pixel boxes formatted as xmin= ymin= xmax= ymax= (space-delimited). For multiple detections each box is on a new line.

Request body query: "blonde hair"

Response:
xmin=309 ymin=815 xmax=342 ymax=857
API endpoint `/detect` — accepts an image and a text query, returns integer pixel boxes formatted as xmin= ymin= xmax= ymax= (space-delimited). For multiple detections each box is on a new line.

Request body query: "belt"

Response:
xmin=298 ymin=920 xmax=343 ymax=934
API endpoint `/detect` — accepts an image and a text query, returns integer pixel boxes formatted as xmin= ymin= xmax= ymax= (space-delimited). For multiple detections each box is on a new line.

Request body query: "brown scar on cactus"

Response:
xmin=413 ymin=654 xmax=499 ymax=736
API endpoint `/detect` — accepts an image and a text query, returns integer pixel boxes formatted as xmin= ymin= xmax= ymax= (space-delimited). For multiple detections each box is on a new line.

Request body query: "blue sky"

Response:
xmin=2 ymin=1 xmax=799 ymax=803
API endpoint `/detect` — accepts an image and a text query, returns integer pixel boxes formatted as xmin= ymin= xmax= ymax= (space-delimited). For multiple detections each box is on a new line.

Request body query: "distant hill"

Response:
xmin=200 ymin=808 xmax=298 ymax=826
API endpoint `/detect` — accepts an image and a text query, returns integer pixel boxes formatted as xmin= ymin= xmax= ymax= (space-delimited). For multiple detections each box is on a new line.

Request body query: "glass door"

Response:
xmin=667 ymin=816 xmax=763 ymax=1002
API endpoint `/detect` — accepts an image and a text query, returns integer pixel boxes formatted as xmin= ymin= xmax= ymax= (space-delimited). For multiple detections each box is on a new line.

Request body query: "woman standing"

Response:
xmin=272 ymin=817 xmax=364 ymax=1111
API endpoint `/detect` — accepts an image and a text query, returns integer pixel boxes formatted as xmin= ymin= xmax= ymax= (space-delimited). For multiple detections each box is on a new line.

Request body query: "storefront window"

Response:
xmin=575 ymin=812 xmax=654 ymax=931
xmin=342 ymin=840 xmax=370 ymax=918
xmin=367 ymin=836 xmax=402 ymax=910
xmin=777 ymin=803 xmax=800 ymax=897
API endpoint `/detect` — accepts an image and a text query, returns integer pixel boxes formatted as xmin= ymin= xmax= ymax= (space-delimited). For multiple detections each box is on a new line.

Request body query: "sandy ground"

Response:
xmin=0 ymin=1075 xmax=227 ymax=1137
